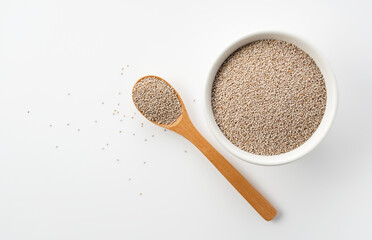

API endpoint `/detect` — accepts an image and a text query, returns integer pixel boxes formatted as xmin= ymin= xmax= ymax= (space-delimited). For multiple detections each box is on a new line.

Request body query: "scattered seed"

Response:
xmin=128 ymin=178 xmax=131 ymax=181
xmin=94 ymin=120 xmax=97 ymax=123
xmin=106 ymin=143 xmax=109 ymax=146
xmin=77 ymin=129 xmax=80 ymax=131
xmin=121 ymin=67 xmax=124 ymax=70
xmin=118 ymin=92 xmax=121 ymax=95
xmin=119 ymin=130 xmax=122 ymax=134
xmin=143 ymin=161 xmax=146 ymax=164
xmin=101 ymin=147 xmax=105 ymax=150
xmin=193 ymin=99 xmax=196 ymax=102
xmin=131 ymin=116 xmax=134 ymax=119
xmin=132 ymin=133 xmax=135 ymax=136
xmin=67 ymin=123 xmax=70 ymax=126
xmin=121 ymin=72 xmax=123 ymax=75
xmin=120 ymin=119 xmax=123 ymax=122
xmin=123 ymin=114 xmax=126 ymax=118
xmin=152 ymin=134 xmax=155 ymax=137
xmin=141 ymin=123 xmax=143 ymax=127
xmin=164 ymin=129 xmax=166 ymax=132
xmin=144 ymin=139 xmax=147 ymax=141
xmin=116 ymin=159 xmax=120 ymax=162
xmin=127 ymin=65 xmax=129 ymax=67
xmin=139 ymin=192 xmax=142 ymax=196
xmin=27 ymin=110 xmax=30 ymax=114
xmin=184 ymin=150 xmax=187 ymax=153
xmin=67 ymin=93 xmax=71 ymax=96
xmin=49 ymin=124 xmax=53 ymax=127
xmin=117 ymin=103 xmax=120 ymax=106
xmin=56 ymin=146 xmax=59 ymax=148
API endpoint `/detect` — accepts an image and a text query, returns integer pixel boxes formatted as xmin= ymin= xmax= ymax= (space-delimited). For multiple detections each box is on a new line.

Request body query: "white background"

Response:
xmin=1 ymin=0 xmax=372 ymax=239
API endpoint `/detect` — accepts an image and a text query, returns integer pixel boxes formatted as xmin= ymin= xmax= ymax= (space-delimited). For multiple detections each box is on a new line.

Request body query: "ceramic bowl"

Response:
xmin=204 ymin=31 xmax=337 ymax=166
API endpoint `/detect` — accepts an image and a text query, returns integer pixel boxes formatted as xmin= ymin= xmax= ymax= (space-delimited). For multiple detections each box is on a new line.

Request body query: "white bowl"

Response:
xmin=204 ymin=31 xmax=338 ymax=166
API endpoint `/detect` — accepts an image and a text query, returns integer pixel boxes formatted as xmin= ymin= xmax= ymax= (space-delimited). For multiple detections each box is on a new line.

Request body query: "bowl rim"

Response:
xmin=203 ymin=30 xmax=338 ymax=166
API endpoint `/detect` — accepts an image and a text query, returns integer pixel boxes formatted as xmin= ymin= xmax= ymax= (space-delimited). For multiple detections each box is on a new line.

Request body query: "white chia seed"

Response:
xmin=132 ymin=77 xmax=182 ymax=125
xmin=212 ymin=39 xmax=326 ymax=156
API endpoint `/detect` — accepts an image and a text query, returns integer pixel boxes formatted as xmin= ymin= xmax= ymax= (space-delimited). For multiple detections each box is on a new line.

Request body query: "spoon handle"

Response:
xmin=173 ymin=119 xmax=277 ymax=221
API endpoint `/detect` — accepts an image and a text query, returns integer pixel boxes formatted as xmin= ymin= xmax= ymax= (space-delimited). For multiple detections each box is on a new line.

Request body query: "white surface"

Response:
xmin=0 ymin=0 xmax=371 ymax=239
xmin=204 ymin=31 xmax=338 ymax=165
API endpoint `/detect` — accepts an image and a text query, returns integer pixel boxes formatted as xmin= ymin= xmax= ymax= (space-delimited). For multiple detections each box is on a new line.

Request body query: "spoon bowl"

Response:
xmin=132 ymin=75 xmax=188 ymax=129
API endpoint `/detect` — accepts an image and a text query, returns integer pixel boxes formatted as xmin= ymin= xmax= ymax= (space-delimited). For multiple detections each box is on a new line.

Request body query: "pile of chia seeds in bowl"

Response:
xmin=211 ymin=39 xmax=327 ymax=156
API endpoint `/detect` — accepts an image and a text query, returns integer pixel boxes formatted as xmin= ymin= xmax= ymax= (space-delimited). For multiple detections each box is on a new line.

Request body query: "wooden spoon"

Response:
xmin=132 ymin=75 xmax=277 ymax=221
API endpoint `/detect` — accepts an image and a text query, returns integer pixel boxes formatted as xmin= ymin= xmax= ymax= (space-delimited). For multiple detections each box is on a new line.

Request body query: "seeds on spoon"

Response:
xmin=132 ymin=76 xmax=182 ymax=125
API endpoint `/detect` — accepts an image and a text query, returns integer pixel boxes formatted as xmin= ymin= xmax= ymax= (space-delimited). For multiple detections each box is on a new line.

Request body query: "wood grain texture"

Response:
xmin=133 ymin=76 xmax=277 ymax=221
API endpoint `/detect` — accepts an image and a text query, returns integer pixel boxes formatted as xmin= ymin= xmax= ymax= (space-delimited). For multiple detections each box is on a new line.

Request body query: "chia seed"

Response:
xmin=132 ymin=76 xmax=182 ymax=125
xmin=211 ymin=39 xmax=327 ymax=156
